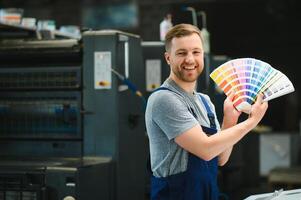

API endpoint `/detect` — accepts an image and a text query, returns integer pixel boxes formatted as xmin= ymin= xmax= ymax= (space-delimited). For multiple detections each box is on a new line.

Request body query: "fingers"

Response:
xmin=255 ymin=93 xmax=264 ymax=105
xmin=254 ymin=94 xmax=268 ymax=112
xmin=262 ymin=100 xmax=268 ymax=110
xmin=251 ymin=93 xmax=268 ymax=117
xmin=257 ymin=93 xmax=268 ymax=108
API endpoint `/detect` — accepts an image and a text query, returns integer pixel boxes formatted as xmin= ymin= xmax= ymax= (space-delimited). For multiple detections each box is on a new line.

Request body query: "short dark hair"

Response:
xmin=165 ymin=23 xmax=203 ymax=51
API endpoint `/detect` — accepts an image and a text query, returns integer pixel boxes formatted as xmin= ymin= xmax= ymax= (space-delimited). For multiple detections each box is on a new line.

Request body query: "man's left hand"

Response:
xmin=222 ymin=91 xmax=242 ymax=128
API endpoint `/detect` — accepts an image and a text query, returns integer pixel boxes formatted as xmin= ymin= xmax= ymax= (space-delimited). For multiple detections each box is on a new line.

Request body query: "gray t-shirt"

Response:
xmin=145 ymin=79 xmax=220 ymax=177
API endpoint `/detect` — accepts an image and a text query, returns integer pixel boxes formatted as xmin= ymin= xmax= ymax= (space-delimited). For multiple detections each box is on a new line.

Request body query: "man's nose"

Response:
xmin=185 ymin=52 xmax=195 ymax=64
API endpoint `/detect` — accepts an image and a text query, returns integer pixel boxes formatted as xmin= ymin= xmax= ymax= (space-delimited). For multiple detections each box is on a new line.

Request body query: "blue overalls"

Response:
xmin=150 ymin=87 xmax=219 ymax=200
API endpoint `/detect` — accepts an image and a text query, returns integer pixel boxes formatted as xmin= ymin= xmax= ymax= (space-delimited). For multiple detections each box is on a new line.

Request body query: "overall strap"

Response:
xmin=198 ymin=94 xmax=216 ymax=129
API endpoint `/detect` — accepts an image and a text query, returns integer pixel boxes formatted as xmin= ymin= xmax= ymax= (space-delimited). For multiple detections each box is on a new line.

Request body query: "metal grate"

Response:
xmin=0 ymin=175 xmax=43 ymax=200
xmin=0 ymin=67 xmax=81 ymax=90
xmin=0 ymin=191 xmax=37 ymax=200
xmin=0 ymin=92 xmax=81 ymax=139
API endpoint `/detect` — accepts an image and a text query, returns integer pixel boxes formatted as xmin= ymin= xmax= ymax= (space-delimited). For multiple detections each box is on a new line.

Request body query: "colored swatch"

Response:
xmin=210 ymin=58 xmax=295 ymax=114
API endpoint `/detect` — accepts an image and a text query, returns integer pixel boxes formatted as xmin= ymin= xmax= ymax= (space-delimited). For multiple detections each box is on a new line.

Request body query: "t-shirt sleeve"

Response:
xmin=151 ymin=92 xmax=198 ymax=140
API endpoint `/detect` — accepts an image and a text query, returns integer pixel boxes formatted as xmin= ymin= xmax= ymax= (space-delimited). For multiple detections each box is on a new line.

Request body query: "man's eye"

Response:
xmin=193 ymin=51 xmax=201 ymax=54
xmin=177 ymin=52 xmax=186 ymax=56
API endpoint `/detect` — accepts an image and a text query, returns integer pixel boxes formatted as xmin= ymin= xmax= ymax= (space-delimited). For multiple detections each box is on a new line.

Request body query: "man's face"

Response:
xmin=165 ymin=33 xmax=204 ymax=83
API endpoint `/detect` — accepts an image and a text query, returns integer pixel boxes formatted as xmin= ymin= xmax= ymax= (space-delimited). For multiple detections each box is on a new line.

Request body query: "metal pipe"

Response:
xmin=185 ymin=7 xmax=198 ymax=26
xmin=197 ymin=11 xmax=207 ymax=28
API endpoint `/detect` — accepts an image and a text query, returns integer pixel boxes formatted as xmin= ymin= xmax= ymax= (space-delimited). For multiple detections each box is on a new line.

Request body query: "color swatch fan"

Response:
xmin=210 ymin=58 xmax=295 ymax=114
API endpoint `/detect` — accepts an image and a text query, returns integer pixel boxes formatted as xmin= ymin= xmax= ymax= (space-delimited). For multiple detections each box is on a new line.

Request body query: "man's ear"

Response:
xmin=164 ymin=52 xmax=170 ymax=65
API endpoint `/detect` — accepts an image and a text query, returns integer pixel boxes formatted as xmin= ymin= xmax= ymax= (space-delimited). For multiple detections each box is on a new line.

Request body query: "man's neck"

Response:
xmin=169 ymin=75 xmax=196 ymax=94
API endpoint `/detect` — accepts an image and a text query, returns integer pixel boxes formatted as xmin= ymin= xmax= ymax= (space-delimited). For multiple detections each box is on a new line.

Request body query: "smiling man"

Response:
xmin=145 ymin=24 xmax=268 ymax=200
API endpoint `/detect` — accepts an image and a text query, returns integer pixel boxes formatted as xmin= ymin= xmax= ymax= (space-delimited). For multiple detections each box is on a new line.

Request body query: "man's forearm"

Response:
xmin=218 ymin=117 xmax=237 ymax=166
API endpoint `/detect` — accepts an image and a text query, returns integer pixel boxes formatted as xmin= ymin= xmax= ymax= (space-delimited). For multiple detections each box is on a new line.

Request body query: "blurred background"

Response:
xmin=0 ymin=0 xmax=300 ymax=199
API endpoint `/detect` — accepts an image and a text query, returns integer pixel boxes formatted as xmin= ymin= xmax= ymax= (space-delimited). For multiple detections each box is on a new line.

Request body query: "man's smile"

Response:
xmin=183 ymin=66 xmax=197 ymax=70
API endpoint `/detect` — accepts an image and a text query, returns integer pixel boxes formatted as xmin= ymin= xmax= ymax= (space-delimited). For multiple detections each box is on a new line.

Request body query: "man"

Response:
xmin=145 ymin=24 xmax=268 ymax=200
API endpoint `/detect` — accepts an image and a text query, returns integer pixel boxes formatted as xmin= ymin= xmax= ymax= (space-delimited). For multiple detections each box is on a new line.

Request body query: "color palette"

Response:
xmin=210 ymin=58 xmax=295 ymax=114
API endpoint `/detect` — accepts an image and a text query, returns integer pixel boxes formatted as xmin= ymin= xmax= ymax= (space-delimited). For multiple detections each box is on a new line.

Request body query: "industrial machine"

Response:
xmin=0 ymin=22 xmax=147 ymax=200
xmin=0 ymin=157 xmax=112 ymax=200
xmin=82 ymin=30 xmax=147 ymax=200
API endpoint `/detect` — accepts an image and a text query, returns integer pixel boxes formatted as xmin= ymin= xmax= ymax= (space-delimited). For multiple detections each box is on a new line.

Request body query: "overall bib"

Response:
xmin=150 ymin=87 xmax=219 ymax=200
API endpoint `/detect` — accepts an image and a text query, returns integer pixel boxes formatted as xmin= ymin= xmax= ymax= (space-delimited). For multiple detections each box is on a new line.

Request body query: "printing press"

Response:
xmin=0 ymin=22 xmax=147 ymax=200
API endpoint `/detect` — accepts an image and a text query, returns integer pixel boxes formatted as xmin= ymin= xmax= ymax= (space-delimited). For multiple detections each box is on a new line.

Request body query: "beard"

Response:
xmin=172 ymin=67 xmax=203 ymax=82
